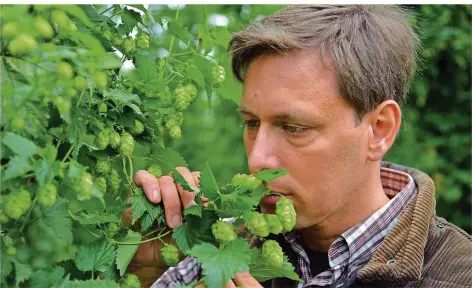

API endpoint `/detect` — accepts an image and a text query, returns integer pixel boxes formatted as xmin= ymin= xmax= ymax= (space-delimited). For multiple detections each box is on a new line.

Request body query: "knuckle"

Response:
xmin=134 ymin=170 xmax=150 ymax=184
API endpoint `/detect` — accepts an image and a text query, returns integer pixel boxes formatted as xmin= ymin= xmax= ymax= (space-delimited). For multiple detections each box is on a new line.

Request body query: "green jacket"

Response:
xmin=353 ymin=162 xmax=471 ymax=288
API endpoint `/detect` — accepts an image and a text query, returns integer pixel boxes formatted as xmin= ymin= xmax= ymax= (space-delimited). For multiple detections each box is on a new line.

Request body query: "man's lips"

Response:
xmin=260 ymin=192 xmax=288 ymax=206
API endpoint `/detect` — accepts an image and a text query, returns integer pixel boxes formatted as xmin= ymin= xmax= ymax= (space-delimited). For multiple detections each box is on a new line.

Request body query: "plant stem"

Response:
xmin=77 ymin=88 xmax=85 ymax=106
xmin=159 ymin=5 xmax=180 ymax=79
xmin=99 ymin=5 xmax=114 ymax=15
xmin=128 ymin=156 xmax=133 ymax=188
xmin=61 ymin=145 xmax=74 ymax=164
xmin=112 ymin=234 xmax=160 ymax=245
xmin=88 ymin=85 xmax=93 ymax=110
xmin=20 ymin=197 xmax=37 ymax=233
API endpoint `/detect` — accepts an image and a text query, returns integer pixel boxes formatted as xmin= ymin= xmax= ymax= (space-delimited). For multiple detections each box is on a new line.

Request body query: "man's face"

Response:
xmin=240 ymin=50 xmax=371 ymax=229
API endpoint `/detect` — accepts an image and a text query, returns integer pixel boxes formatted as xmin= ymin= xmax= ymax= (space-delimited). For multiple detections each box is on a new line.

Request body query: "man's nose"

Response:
xmin=247 ymin=126 xmax=279 ymax=174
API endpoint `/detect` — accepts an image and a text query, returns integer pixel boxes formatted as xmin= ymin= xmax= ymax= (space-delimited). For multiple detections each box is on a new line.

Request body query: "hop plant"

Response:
xmin=159 ymin=88 xmax=173 ymax=107
xmin=95 ymin=159 xmax=110 ymax=175
xmin=96 ymin=176 xmax=107 ymax=193
xmin=161 ymin=244 xmax=180 ymax=267
xmin=136 ymin=33 xmax=150 ymax=49
xmin=247 ymin=212 xmax=269 ymax=237
xmin=261 ymin=240 xmax=284 ymax=269
xmin=169 ymin=125 xmax=181 ymax=140
xmin=95 ymin=130 xmax=110 ymax=150
xmin=0 ymin=214 xmax=9 ymax=224
xmin=109 ymin=131 xmax=121 ymax=149
xmin=2 ymin=21 xmax=18 ymax=39
xmin=34 ymin=17 xmax=54 ymax=39
xmin=264 ymin=214 xmax=283 ymax=235
xmin=212 ymin=221 xmax=237 ymax=245
xmin=112 ymin=35 xmax=123 ymax=47
xmin=212 ymin=64 xmax=225 ymax=87
xmin=93 ymin=71 xmax=108 ymax=90
xmin=105 ymin=223 xmax=119 ymax=238
xmin=77 ymin=173 xmax=94 ymax=200
xmin=4 ymin=189 xmax=31 ymax=220
xmin=120 ymin=273 xmax=141 ymax=288
xmin=122 ymin=36 xmax=136 ymax=56
xmin=57 ymin=61 xmax=74 ymax=80
xmin=184 ymin=83 xmax=198 ymax=102
xmin=37 ymin=183 xmax=57 ymax=207
xmin=119 ymin=132 xmax=134 ymax=157
xmin=9 ymin=34 xmax=37 ymax=55
xmin=51 ymin=10 xmax=71 ymax=31
xmin=107 ymin=169 xmax=121 ymax=194
xmin=276 ymin=197 xmax=296 ymax=232
xmin=98 ymin=103 xmax=107 ymax=113
xmin=74 ymin=76 xmax=87 ymax=90
xmin=132 ymin=120 xmax=145 ymax=135
xmin=147 ymin=164 xmax=163 ymax=178
xmin=231 ymin=173 xmax=262 ymax=191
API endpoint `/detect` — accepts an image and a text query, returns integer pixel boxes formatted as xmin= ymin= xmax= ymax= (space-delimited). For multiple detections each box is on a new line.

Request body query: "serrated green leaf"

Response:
xmin=67 ymin=105 xmax=86 ymax=146
xmin=172 ymin=167 xmax=200 ymax=193
xmin=135 ymin=53 xmax=159 ymax=82
xmin=187 ymin=65 xmax=206 ymax=89
xmin=34 ymin=160 xmax=61 ymax=186
xmin=70 ymin=31 xmax=105 ymax=54
xmin=148 ymin=147 xmax=187 ymax=174
xmin=167 ymin=19 xmax=191 ymax=43
xmin=140 ymin=212 xmax=155 ymax=232
xmin=130 ymin=188 xmax=148 ymax=224
xmin=13 ymin=260 xmax=33 ymax=286
xmin=104 ymin=88 xmax=141 ymax=107
xmin=212 ymin=26 xmax=232 ymax=49
xmin=2 ymin=132 xmax=37 ymax=156
xmin=189 ymin=238 xmax=251 ymax=288
xmin=122 ymin=7 xmax=141 ymax=28
xmin=127 ymin=4 xmax=147 ymax=12
xmin=249 ymin=248 xmax=301 ymax=283
xmin=57 ymin=5 xmax=94 ymax=27
xmin=199 ymin=163 xmax=219 ymax=201
xmin=67 ymin=279 xmax=120 ymax=288
xmin=255 ymin=169 xmax=288 ymax=182
xmin=101 ymin=53 xmax=123 ymax=69
xmin=116 ymin=230 xmax=141 ymax=276
xmin=72 ymin=212 xmax=120 ymax=225
xmin=27 ymin=267 xmax=65 ymax=288
xmin=75 ymin=239 xmax=115 ymax=272
xmin=184 ymin=204 xmax=203 ymax=217
xmin=173 ymin=210 xmax=218 ymax=254
xmin=3 ymin=156 xmax=31 ymax=180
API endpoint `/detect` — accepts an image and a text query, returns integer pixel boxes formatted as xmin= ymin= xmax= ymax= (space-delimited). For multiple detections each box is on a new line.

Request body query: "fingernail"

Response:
xmin=187 ymin=200 xmax=197 ymax=208
xmin=152 ymin=189 xmax=159 ymax=202
xmin=171 ymin=214 xmax=181 ymax=227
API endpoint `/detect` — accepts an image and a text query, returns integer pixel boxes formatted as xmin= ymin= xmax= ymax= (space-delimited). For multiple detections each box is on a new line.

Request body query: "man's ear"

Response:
xmin=366 ymin=100 xmax=402 ymax=161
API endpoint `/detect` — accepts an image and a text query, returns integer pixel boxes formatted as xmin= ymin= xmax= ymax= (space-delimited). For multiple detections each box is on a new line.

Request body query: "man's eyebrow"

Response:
xmin=237 ymin=107 xmax=307 ymax=122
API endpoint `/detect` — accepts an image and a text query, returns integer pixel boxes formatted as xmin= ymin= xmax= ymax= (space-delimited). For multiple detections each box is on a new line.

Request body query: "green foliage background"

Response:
xmin=165 ymin=5 xmax=472 ymax=233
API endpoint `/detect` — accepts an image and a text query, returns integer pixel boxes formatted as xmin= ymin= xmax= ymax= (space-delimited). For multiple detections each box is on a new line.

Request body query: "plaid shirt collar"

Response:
xmin=279 ymin=166 xmax=416 ymax=287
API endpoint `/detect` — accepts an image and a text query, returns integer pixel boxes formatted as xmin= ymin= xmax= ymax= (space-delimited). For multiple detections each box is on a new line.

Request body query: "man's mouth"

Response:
xmin=260 ymin=192 xmax=284 ymax=206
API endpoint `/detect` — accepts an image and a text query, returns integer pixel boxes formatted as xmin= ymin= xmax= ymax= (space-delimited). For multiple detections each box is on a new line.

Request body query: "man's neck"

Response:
xmin=299 ymin=169 xmax=390 ymax=252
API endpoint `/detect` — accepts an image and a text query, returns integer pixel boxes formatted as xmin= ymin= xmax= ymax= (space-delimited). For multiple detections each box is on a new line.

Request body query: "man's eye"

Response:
xmin=283 ymin=125 xmax=308 ymax=135
xmin=244 ymin=120 xmax=259 ymax=129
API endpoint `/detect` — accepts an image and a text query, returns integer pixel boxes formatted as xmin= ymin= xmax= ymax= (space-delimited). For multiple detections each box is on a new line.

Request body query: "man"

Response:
xmin=125 ymin=5 xmax=471 ymax=288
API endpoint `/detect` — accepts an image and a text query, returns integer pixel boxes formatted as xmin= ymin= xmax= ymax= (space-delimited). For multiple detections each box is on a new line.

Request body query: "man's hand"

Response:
xmin=121 ymin=167 xmax=201 ymax=287
xmin=195 ymin=273 xmax=262 ymax=288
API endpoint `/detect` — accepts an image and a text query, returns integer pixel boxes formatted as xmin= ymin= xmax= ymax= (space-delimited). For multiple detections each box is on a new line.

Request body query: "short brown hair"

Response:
xmin=230 ymin=5 xmax=420 ymax=119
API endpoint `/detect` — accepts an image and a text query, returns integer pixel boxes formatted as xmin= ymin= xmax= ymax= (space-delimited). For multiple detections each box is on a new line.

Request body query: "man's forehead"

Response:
xmin=237 ymin=104 xmax=323 ymax=123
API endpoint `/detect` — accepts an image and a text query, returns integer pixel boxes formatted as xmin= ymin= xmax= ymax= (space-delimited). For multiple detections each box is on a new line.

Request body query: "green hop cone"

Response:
xmin=212 ymin=64 xmax=225 ymax=88
xmin=107 ymin=169 xmax=121 ymax=194
xmin=132 ymin=120 xmax=145 ymax=135
xmin=103 ymin=29 xmax=114 ymax=41
xmin=51 ymin=10 xmax=71 ymax=30
xmin=112 ymin=35 xmax=123 ymax=47
xmin=96 ymin=176 xmax=107 ymax=193
xmin=261 ymin=240 xmax=284 ymax=269
xmin=159 ymin=89 xmax=173 ymax=107
xmin=161 ymin=244 xmax=180 ymax=267
xmin=105 ymin=223 xmax=119 ymax=238
xmin=95 ymin=159 xmax=110 ymax=175
xmin=120 ymin=273 xmax=141 ymax=288
xmin=247 ymin=212 xmax=269 ymax=237
xmin=37 ymin=183 xmax=57 ymax=207
xmin=147 ymin=164 xmax=163 ymax=178
xmin=0 ymin=214 xmax=9 ymax=224
xmin=276 ymin=197 xmax=296 ymax=232
xmin=98 ymin=103 xmax=107 ymax=113
xmin=169 ymin=126 xmax=181 ymax=140
xmin=11 ymin=116 xmax=24 ymax=130
xmin=264 ymin=214 xmax=283 ymax=235
xmin=57 ymin=61 xmax=74 ymax=80
xmin=231 ymin=173 xmax=261 ymax=191
xmin=95 ymin=130 xmax=110 ymax=150
xmin=2 ymin=22 xmax=18 ymax=39
xmin=93 ymin=71 xmax=108 ymax=90
xmin=4 ymin=189 xmax=31 ymax=220
xmin=53 ymin=96 xmax=71 ymax=113
xmin=119 ymin=132 xmax=134 ymax=157
xmin=74 ymin=76 xmax=87 ymax=90
xmin=9 ymin=34 xmax=37 ymax=55
xmin=165 ymin=118 xmax=179 ymax=130
xmin=212 ymin=221 xmax=237 ymax=245
xmin=109 ymin=131 xmax=121 ymax=149
xmin=7 ymin=246 xmax=16 ymax=256
xmin=77 ymin=172 xmax=94 ymax=200
xmin=122 ymin=36 xmax=136 ymax=56
xmin=34 ymin=17 xmax=54 ymax=39
xmin=136 ymin=33 xmax=150 ymax=49
xmin=174 ymin=98 xmax=190 ymax=112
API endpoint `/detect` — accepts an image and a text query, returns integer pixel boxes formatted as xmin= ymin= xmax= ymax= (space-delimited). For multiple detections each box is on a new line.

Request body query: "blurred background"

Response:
xmin=147 ymin=5 xmax=471 ymax=233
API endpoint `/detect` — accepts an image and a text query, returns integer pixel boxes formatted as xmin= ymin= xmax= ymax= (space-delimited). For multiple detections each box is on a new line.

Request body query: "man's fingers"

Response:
xmin=223 ymin=279 xmax=237 ymax=288
xmin=134 ymin=170 xmax=161 ymax=203
xmin=191 ymin=171 xmax=201 ymax=186
xmin=158 ymin=176 xmax=182 ymax=228
xmin=234 ymin=272 xmax=262 ymax=287
xmin=175 ymin=167 xmax=197 ymax=209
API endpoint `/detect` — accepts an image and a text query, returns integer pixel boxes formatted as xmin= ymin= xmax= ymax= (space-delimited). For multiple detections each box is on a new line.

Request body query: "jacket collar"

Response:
xmin=357 ymin=161 xmax=436 ymax=283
